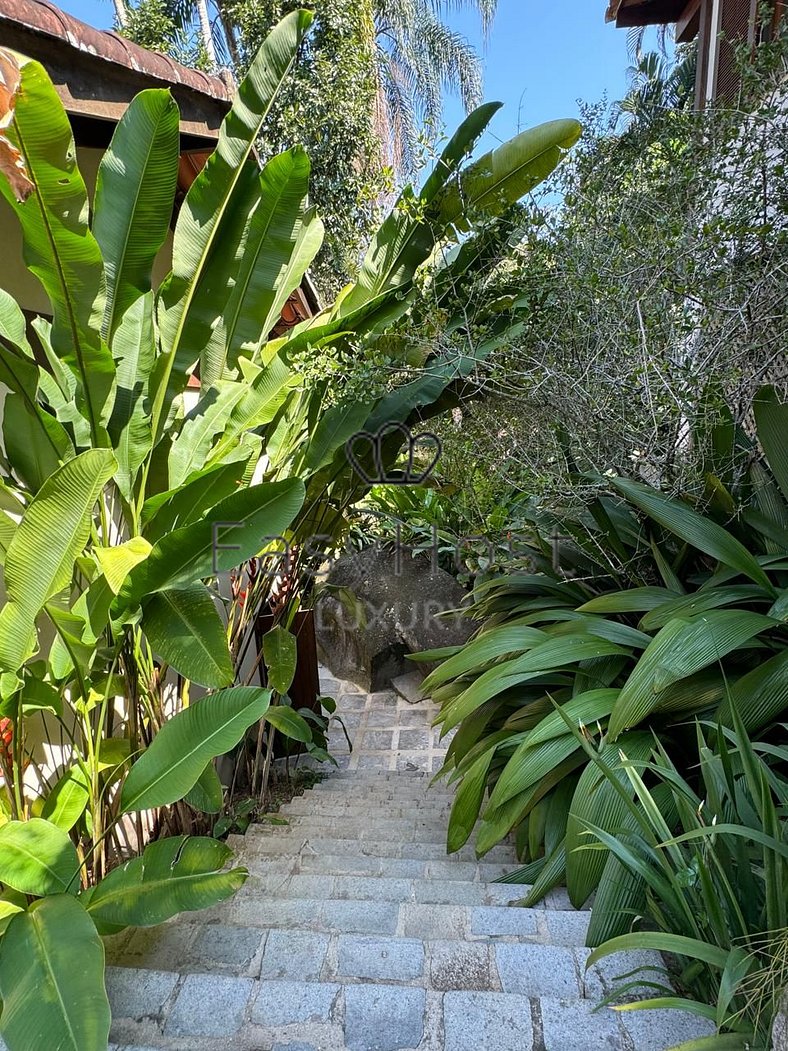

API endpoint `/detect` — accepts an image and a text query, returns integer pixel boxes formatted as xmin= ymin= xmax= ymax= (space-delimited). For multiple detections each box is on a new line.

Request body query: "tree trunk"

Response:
xmin=112 ymin=0 xmax=128 ymax=29
xmin=196 ymin=0 xmax=220 ymax=70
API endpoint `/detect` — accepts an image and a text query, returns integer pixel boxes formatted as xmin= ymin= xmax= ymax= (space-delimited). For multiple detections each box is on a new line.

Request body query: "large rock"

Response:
xmin=774 ymin=988 xmax=788 ymax=1051
xmin=315 ymin=545 xmax=475 ymax=691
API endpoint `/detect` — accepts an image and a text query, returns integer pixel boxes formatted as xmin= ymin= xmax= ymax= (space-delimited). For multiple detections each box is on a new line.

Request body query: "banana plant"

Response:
xmin=425 ymin=387 xmax=788 ymax=942
xmin=0 ymin=13 xmax=583 ymax=1047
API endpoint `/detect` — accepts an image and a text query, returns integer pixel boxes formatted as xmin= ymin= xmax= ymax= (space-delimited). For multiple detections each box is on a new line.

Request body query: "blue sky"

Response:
xmin=57 ymin=0 xmax=635 ymax=146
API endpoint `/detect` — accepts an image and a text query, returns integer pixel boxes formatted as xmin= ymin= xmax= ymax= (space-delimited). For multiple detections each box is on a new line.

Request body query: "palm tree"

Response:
xmin=372 ymin=0 xmax=497 ymax=174
xmin=619 ymin=45 xmax=697 ymax=124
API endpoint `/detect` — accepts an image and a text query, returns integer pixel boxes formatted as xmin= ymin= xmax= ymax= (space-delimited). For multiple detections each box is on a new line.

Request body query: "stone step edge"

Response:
xmin=229 ymin=838 xmax=516 ymax=864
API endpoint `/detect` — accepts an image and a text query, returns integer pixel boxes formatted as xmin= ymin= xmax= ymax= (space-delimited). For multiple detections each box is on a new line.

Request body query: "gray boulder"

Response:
xmin=774 ymin=988 xmax=788 ymax=1051
xmin=314 ymin=545 xmax=475 ymax=691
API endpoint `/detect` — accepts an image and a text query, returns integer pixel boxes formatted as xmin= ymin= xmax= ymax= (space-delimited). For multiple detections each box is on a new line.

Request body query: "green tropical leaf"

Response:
xmin=264 ymin=702 xmax=312 ymax=742
xmin=522 ymin=689 xmax=620 ymax=748
xmin=94 ymin=536 xmax=152 ymax=594
xmin=141 ymin=457 xmax=249 ymax=542
xmin=639 ymin=585 xmax=770 ymax=632
xmin=422 ymin=625 xmax=547 ymax=691
xmin=2 ymin=389 xmax=73 ymax=495
xmin=586 ymin=932 xmax=730 ymax=970
xmin=206 ymin=355 xmax=292 ymax=467
xmin=447 ymin=745 xmax=495 ymax=852
xmin=584 ymin=845 xmax=645 ymax=946
xmin=0 ymin=59 xmax=115 ymax=443
xmin=120 ymin=686 xmax=271 ymax=812
xmin=0 ymin=449 xmax=116 ymax=671
xmin=93 ymin=88 xmax=179 ymax=339
xmin=444 ymin=636 xmax=628 ymax=731
xmin=41 ymin=766 xmax=90 ymax=832
xmin=168 ymin=382 xmax=249 ymax=488
xmin=201 ymin=146 xmax=323 ymax=384
xmin=578 ymin=587 xmax=680 ymax=614
xmin=106 ymin=292 xmax=156 ymax=503
xmin=565 ymin=733 xmax=653 ymax=908
xmin=607 ymin=611 xmax=776 ymax=740
xmin=121 ymin=477 xmax=304 ymax=606
xmin=262 ymin=624 xmax=298 ymax=694
xmin=85 ymin=836 xmax=245 ymax=927
xmin=184 ymin=762 xmax=224 ymax=814
xmin=0 ymin=818 xmax=80 ymax=895
xmin=610 ymin=477 xmax=774 ymax=592
xmin=437 ymin=118 xmax=582 ymax=229
xmin=717 ymin=649 xmax=788 ymax=731
xmin=142 ymin=583 xmax=233 ymax=688
xmin=754 ymin=386 xmax=788 ymax=504
xmin=338 ymin=103 xmax=501 ymax=315
xmin=153 ymin=10 xmax=313 ymax=439
xmin=0 ymin=895 xmax=110 ymax=1051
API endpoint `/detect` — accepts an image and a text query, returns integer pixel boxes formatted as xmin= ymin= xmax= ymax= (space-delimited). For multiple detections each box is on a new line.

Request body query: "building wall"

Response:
xmin=0 ymin=144 xmax=175 ymax=316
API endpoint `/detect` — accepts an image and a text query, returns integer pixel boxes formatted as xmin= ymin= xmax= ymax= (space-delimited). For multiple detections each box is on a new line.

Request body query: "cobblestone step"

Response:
xmin=247 ymin=815 xmax=458 ymax=840
xmin=234 ymin=871 xmax=532 ymax=908
xmin=231 ymin=831 xmax=517 ymax=863
xmin=226 ymin=849 xmax=524 ymax=883
xmin=107 ymin=924 xmax=597 ymax=985
xmin=279 ymin=798 xmax=454 ymax=819
xmin=200 ymin=895 xmax=591 ymax=944
xmin=103 ymin=688 xmax=716 ymax=1051
xmin=105 ymin=967 xmax=715 ymax=1051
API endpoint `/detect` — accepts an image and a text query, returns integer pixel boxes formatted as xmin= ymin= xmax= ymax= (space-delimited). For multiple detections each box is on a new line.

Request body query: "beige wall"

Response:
xmin=0 ymin=144 xmax=174 ymax=316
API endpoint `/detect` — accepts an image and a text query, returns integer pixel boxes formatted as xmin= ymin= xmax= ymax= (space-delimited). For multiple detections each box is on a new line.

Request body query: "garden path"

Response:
xmin=103 ymin=672 xmax=716 ymax=1051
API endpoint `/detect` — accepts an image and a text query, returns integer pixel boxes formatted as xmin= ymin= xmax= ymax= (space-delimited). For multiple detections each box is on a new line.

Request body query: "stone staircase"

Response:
xmin=105 ymin=765 xmax=716 ymax=1051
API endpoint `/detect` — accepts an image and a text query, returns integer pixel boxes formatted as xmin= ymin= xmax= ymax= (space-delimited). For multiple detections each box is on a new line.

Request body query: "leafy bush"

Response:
xmin=427 ymin=387 xmax=788 ymax=946
xmin=580 ymin=705 xmax=788 ymax=1049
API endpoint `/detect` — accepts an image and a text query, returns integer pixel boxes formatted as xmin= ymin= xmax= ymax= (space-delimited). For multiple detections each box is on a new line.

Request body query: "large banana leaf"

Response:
xmin=168 ymin=382 xmax=248 ymax=488
xmin=0 ymin=895 xmax=110 ymax=1051
xmin=120 ymin=476 xmax=304 ymax=605
xmin=0 ymin=59 xmax=114 ymax=443
xmin=2 ymin=390 xmax=73 ymax=494
xmin=0 ymin=449 xmax=116 ymax=671
xmin=0 ymin=818 xmax=80 ymax=896
xmin=204 ymin=356 xmax=293 ymax=467
xmin=607 ymin=611 xmax=776 ymax=740
xmin=93 ymin=89 xmax=179 ymax=339
xmin=337 ymin=103 xmax=501 ymax=315
xmin=200 ymin=146 xmax=323 ymax=384
xmin=120 ymin=686 xmax=271 ymax=812
xmin=610 ymin=477 xmax=774 ymax=592
xmin=436 ymin=118 xmax=582 ymax=229
xmin=107 ymin=292 xmax=156 ymax=504
xmin=0 ymin=291 xmax=74 ymax=483
xmin=153 ymin=10 xmax=313 ymax=438
xmin=142 ymin=583 xmax=234 ymax=688
xmin=262 ymin=624 xmax=297 ymax=694
xmin=141 ymin=457 xmax=249 ymax=541
xmin=85 ymin=836 xmax=246 ymax=927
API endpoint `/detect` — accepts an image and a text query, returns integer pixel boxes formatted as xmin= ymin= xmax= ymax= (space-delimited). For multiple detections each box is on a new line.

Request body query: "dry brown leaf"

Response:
xmin=0 ymin=47 xmax=33 ymax=203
